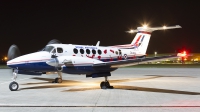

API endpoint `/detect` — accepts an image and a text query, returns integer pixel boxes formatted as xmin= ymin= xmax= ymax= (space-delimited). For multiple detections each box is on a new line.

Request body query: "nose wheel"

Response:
xmin=9 ymin=81 xmax=19 ymax=91
xmin=100 ymin=76 xmax=113 ymax=89
xmin=52 ymin=78 xmax=62 ymax=83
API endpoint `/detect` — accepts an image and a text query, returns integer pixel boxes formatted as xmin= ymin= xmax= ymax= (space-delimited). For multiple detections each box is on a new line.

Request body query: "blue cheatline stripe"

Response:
xmin=7 ymin=55 xmax=143 ymax=72
xmin=141 ymin=35 xmax=145 ymax=42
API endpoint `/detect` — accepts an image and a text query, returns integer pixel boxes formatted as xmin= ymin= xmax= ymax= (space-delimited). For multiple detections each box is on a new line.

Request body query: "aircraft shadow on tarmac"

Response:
xmin=19 ymin=75 xmax=200 ymax=95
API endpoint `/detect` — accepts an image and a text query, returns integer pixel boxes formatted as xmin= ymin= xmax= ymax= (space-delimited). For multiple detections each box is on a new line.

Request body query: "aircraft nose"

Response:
xmin=46 ymin=58 xmax=58 ymax=67
xmin=7 ymin=59 xmax=18 ymax=68
xmin=7 ymin=60 xmax=12 ymax=66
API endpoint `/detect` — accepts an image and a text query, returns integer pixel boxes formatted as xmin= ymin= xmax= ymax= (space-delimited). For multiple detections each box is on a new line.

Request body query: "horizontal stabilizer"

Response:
xmin=127 ymin=25 xmax=181 ymax=33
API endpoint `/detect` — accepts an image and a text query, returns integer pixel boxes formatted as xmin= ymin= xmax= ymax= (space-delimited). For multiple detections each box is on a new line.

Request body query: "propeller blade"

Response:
xmin=47 ymin=39 xmax=62 ymax=45
xmin=7 ymin=44 xmax=21 ymax=61
xmin=39 ymin=39 xmax=62 ymax=51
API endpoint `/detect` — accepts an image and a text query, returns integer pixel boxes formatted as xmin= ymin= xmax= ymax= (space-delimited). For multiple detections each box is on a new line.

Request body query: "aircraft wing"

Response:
xmin=93 ymin=54 xmax=180 ymax=68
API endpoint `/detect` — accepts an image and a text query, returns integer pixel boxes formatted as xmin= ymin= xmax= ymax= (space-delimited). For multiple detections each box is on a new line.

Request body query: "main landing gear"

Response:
xmin=52 ymin=71 xmax=62 ymax=83
xmin=9 ymin=69 xmax=19 ymax=91
xmin=100 ymin=76 xmax=113 ymax=89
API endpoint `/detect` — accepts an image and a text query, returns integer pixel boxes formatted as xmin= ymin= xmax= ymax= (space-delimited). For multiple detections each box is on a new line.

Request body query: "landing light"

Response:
xmin=129 ymin=30 xmax=134 ymax=33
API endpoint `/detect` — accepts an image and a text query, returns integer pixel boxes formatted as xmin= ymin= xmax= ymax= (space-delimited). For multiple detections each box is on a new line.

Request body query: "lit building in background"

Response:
xmin=146 ymin=53 xmax=200 ymax=64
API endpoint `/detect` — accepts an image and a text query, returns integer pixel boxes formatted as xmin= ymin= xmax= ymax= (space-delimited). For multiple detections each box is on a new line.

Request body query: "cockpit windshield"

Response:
xmin=42 ymin=46 xmax=54 ymax=52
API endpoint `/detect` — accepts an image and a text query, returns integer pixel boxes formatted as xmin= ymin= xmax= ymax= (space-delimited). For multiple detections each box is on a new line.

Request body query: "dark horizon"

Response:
xmin=1 ymin=1 xmax=200 ymax=57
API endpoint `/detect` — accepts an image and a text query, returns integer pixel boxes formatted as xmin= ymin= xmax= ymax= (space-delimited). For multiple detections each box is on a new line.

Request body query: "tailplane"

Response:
xmin=112 ymin=25 xmax=181 ymax=55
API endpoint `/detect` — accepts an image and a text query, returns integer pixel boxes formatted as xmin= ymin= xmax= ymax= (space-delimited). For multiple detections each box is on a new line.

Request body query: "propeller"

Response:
xmin=7 ymin=44 xmax=21 ymax=76
xmin=39 ymin=39 xmax=62 ymax=51
xmin=47 ymin=39 xmax=62 ymax=45
xmin=46 ymin=39 xmax=63 ymax=71
xmin=7 ymin=44 xmax=21 ymax=61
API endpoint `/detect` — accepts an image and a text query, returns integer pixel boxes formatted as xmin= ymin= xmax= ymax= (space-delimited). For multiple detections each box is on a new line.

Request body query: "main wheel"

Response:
xmin=100 ymin=81 xmax=110 ymax=89
xmin=9 ymin=81 xmax=19 ymax=91
xmin=105 ymin=81 xmax=110 ymax=87
xmin=100 ymin=81 xmax=106 ymax=89
xmin=54 ymin=78 xmax=62 ymax=83
xmin=56 ymin=78 xmax=62 ymax=83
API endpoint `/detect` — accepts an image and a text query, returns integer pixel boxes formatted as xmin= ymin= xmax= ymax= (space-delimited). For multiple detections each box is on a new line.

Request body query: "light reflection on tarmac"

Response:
xmin=0 ymin=68 xmax=200 ymax=111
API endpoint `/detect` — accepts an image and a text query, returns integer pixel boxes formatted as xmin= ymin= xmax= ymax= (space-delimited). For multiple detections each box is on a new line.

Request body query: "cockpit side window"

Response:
xmin=57 ymin=47 xmax=63 ymax=53
xmin=43 ymin=46 xmax=54 ymax=52
xmin=51 ymin=49 xmax=56 ymax=53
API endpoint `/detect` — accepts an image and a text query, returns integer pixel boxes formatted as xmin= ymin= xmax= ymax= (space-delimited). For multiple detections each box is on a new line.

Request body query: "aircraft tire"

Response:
xmin=105 ymin=81 xmax=110 ymax=87
xmin=9 ymin=81 xmax=19 ymax=91
xmin=101 ymin=81 xmax=110 ymax=89
xmin=57 ymin=78 xmax=62 ymax=83
xmin=100 ymin=81 xmax=106 ymax=89
xmin=54 ymin=78 xmax=62 ymax=83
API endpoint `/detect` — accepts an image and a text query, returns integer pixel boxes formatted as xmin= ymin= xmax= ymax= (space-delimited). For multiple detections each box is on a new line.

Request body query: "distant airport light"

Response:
xmin=163 ymin=26 xmax=166 ymax=28
xmin=154 ymin=51 xmax=157 ymax=57
xmin=4 ymin=57 xmax=7 ymax=61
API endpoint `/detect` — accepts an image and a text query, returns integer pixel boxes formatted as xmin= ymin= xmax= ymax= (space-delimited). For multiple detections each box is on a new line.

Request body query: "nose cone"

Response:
xmin=7 ymin=59 xmax=18 ymax=68
xmin=7 ymin=51 xmax=52 ymax=69
xmin=46 ymin=58 xmax=58 ymax=67
xmin=7 ymin=60 xmax=12 ymax=66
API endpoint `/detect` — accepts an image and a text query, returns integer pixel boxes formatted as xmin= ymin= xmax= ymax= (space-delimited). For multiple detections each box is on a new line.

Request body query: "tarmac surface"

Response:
xmin=0 ymin=68 xmax=200 ymax=112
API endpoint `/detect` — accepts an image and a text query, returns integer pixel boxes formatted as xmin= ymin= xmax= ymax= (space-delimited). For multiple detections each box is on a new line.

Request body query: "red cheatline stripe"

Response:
xmin=7 ymin=59 xmax=51 ymax=64
xmin=138 ymin=31 xmax=151 ymax=34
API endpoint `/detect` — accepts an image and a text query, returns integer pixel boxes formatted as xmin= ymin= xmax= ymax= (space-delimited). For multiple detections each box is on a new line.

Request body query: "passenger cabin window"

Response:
xmin=43 ymin=46 xmax=54 ymax=52
xmin=86 ymin=49 xmax=90 ymax=54
xmin=73 ymin=48 xmax=78 ymax=54
xmin=92 ymin=49 xmax=96 ymax=54
xmin=98 ymin=49 xmax=102 ymax=55
xmin=57 ymin=48 xmax=63 ymax=53
xmin=80 ymin=49 xmax=84 ymax=54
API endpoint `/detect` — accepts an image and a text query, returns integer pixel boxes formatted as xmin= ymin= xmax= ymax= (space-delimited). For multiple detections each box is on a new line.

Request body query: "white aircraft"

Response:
xmin=7 ymin=25 xmax=184 ymax=91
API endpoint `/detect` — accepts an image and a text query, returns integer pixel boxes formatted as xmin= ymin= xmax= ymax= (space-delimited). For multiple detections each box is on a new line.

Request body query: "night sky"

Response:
xmin=1 ymin=1 xmax=200 ymax=57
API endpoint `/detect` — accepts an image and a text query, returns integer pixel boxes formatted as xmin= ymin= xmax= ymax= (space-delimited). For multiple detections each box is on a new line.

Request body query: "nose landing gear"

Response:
xmin=9 ymin=69 xmax=19 ymax=91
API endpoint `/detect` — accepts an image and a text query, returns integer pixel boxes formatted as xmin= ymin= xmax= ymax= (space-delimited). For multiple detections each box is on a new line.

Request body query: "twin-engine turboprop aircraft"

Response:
xmin=7 ymin=25 xmax=183 ymax=91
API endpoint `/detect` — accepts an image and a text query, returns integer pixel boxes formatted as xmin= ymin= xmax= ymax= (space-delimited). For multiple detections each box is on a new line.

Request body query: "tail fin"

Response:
xmin=128 ymin=25 xmax=182 ymax=54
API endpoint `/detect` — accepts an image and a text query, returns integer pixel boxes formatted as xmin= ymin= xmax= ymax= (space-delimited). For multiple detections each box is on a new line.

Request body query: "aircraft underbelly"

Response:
xmin=8 ymin=61 xmax=117 ymax=74
xmin=62 ymin=66 xmax=117 ymax=74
